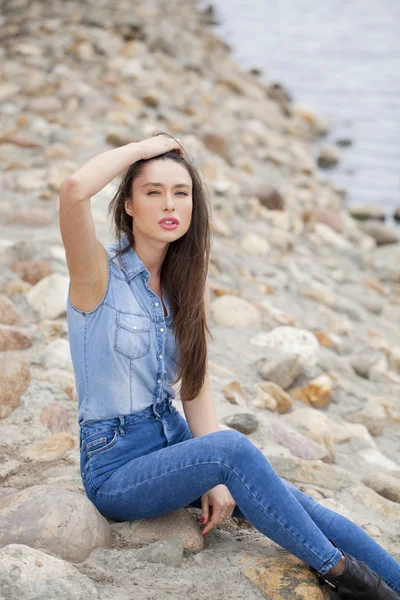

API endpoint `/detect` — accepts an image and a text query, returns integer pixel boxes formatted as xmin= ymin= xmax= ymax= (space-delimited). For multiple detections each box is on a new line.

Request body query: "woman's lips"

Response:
xmin=159 ymin=221 xmax=179 ymax=230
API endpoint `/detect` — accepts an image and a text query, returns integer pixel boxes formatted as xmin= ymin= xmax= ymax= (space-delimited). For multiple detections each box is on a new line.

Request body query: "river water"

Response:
xmin=199 ymin=0 xmax=400 ymax=224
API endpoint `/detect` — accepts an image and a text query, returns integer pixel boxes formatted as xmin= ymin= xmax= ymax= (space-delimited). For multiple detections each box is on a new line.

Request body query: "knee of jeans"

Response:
xmin=217 ymin=428 xmax=254 ymax=458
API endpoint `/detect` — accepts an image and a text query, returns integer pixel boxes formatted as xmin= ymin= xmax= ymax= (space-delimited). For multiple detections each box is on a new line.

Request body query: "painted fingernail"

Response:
xmin=201 ymin=517 xmax=206 ymax=524
xmin=202 ymin=531 xmax=208 ymax=537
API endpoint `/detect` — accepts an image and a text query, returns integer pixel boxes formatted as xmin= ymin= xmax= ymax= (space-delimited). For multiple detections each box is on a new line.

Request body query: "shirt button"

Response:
xmin=159 ymin=354 xmax=163 ymax=359
xmin=157 ymin=379 xmax=161 ymax=383
xmin=133 ymin=326 xmax=137 ymax=329
xmin=155 ymin=302 xmax=159 ymax=306
xmin=160 ymin=327 xmax=164 ymax=332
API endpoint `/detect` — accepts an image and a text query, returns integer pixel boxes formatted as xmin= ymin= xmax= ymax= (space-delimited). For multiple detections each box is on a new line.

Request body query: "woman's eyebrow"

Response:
xmin=142 ymin=182 xmax=191 ymax=189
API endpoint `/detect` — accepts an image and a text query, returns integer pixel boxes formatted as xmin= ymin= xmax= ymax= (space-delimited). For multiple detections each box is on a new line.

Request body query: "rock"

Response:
xmin=256 ymin=352 xmax=303 ymax=389
xmin=212 ymin=295 xmax=261 ymax=328
xmin=362 ymin=472 xmax=400 ymax=504
xmin=26 ymin=273 xmax=69 ymax=320
xmin=394 ymin=207 xmax=400 ymax=223
xmin=42 ymin=338 xmax=73 ymax=372
xmin=0 ymin=485 xmax=113 ymax=562
xmin=349 ymin=350 xmax=383 ymax=379
xmin=266 ymin=229 xmax=293 ymax=252
xmin=317 ymin=146 xmax=340 ymax=168
xmin=361 ymin=221 xmax=399 ymax=245
xmin=336 ymin=138 xmax=353 ymax=147
xmin=48 ymin=163 xmax=77 ymax=192
xmin=140 ymin=89 xmax=161 ymax=107
xmin=0 ymin=294 xmax=23 ymax=325
xmin=36 ymin=319 xmax=68 ymax=343
xmin=11 ymin=260 xmax=53 ymax=285
xmin=223 ymin=380 xmax=248 ymax=406
xmin=45 ymin=143 xmax=73 ymax=159
xmin=223 ymin=413 xmax=258 ymax=434
xmin=252 ymin=385 xmax=278 ymax=411
xmin=357 ymin=448 xmax=400 ymax=476
xmin=314 ymin=222 xmax=354 ymax=249
xmin=342 ymin=423 xmax=378 ymax=452
xmin=269 ymin=454 xmax=352 ymax=490
xmin=0 ymin=323 xmax=33 ymax=351
xmin=282 ymin=408 xmax=335 ymax=460
xmin=114 ymin=507 xmax=204 ymax=553
xmin=299 ymin=287 xmax=335 ymax=308
xmin=0 ymin=357 xmax=30 ymax=419
xmin=350 ymin=203 xmax=386 ymax=221
xmin=29 ymin=96 xmax=63 ymax=113
xmin=5 ymin=278 xmax=32 ymax=296
xmin=255 ymin=381 xmax=292 ymax=413
xmin=350 ymin=485 xmax=400 ymax=521
xmin=39 ymin=368 xmax=77 ymax=401
xmin=255 ymin=184 xmax=285 ymax=210
xmin=252 ymin=327 xmax=320 ymax=368
xmin=0 ymin=544 xmax=99 ymax=599
xmin=40 ymin=401 xmax=71 ymax=434
xmin=106 ymin=130 xmax=133 ymax=147
xmin=22 ymin=432 xmax=76 ymax=461
xmin=303 ymin=208 xmax=343 ymax=233
xmin=290 ymin=374 xmax=333 ymax=409
xmin=240 ymin=232 xmax=270 ymax=255
xmin=201 ymin=132 xmax=228 ymax=160
xmin=211 ymin=214 xmax=231 ymax=236
xmin=272 ymin=421 xmax=329 ymax=462
xmin=4 ymin=208 xmax=52 ymax=227
xmin=237 ymin=553 xmax=330 ymax=599
xmin=136 ymin=535 xmax=184 ymax=567
xmin=345 ymin=397 xmax=386 ymax=436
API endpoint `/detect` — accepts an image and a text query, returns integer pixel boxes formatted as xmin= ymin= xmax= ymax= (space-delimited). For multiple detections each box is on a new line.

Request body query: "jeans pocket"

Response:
xmin=114 ymin=312 xmax=151 ymax=360
xmin=85 ymin=428 xmax=119 ymax=457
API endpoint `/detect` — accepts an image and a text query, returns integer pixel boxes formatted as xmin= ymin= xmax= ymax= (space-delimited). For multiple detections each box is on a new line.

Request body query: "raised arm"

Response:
xmin=59 ymin=135 xmax=184 ymax=312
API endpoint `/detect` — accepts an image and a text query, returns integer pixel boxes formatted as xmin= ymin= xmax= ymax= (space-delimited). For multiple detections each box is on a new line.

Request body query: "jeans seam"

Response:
xmin=95 ymin=458 xmax=338 ymax=568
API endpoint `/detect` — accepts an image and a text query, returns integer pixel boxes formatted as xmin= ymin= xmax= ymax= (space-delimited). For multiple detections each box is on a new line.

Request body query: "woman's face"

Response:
xmin=126 ymin=159 xmax=193 ymax=244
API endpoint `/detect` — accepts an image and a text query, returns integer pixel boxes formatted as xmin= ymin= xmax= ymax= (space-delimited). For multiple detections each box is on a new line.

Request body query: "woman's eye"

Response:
xmin=147 ymin=191 xmax=188 ymax=196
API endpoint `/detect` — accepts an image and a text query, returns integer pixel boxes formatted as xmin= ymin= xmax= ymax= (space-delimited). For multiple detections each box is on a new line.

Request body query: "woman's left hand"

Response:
xmin=201 ymin=484 xmax=236 ymax=535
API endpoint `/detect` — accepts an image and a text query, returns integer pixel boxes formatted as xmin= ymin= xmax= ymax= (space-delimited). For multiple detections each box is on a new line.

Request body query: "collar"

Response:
xmin=111 ymin=233 xmax=150 ymax=282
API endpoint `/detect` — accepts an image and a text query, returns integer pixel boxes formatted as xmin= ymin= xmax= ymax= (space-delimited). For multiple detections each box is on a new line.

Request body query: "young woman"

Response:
xmin=60 ymin=133 xmax=400 ymax=598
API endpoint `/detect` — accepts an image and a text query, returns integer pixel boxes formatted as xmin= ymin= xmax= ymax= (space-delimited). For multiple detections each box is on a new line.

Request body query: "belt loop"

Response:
xmin=118 ymin=416 xmax=125 ymax=436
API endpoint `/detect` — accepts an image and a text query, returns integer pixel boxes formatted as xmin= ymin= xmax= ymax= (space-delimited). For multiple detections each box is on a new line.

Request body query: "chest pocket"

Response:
xmin=114 ymin=312 xmax=151 ymax=360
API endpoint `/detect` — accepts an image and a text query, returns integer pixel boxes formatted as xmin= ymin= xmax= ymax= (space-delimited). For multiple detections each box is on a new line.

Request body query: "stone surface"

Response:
xmin=0 ymin=485 xmax=113 ymax=562
xmin=0 ymin=544 xmax=99 ymax=599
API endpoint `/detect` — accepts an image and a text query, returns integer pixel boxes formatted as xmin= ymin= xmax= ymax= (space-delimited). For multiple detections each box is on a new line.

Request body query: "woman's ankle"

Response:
xmin=326 ymin=554 xmax=346 ymax=577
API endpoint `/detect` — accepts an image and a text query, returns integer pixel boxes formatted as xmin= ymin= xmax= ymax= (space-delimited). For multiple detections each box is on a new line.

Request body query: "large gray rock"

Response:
xmin=26 ymin=273 xmax=69 ymax=320
xmin=0 ymin=485 xmax=113 ymax=562
xmin=252 ymin=326 xmax=320 ymax=368
xmin=0 ymin=544 xmax=98 ymax=600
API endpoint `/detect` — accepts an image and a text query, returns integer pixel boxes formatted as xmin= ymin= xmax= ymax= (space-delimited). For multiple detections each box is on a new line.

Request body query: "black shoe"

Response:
xmin=315 ymin=540 xmax=400 ymax=599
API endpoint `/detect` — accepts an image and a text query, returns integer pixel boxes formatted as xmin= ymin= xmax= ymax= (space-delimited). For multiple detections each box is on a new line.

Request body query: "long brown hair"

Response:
xmin=107 ymin=132 xmax=213 ymax=402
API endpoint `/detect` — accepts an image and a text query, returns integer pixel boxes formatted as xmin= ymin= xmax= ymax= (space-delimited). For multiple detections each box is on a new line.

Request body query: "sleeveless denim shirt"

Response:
xmin=66 ymin=233 xmax=179 ymax=426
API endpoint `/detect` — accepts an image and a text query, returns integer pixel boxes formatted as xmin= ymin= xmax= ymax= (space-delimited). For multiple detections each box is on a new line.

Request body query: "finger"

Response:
xmin=203 ymin=507 xmax=222 ymax=536
xmin=203 ymin=517 xmax=218 ymax=536
xmin=201 ymin=496 xmax=209 ymax=525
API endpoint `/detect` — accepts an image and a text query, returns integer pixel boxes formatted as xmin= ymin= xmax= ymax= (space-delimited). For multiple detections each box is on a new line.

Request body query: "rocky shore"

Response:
xmin=0 ymin=0 xmax=400 ymax=598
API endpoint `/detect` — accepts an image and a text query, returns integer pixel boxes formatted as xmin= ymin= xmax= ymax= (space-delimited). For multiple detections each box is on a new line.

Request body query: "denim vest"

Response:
xmin=66 ymin=233 xmax=179 ymax=426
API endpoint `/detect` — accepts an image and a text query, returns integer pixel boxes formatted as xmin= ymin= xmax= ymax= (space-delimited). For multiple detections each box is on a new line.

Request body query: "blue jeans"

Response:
xmin=79 ymin=396 xmax=400 ymax=592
